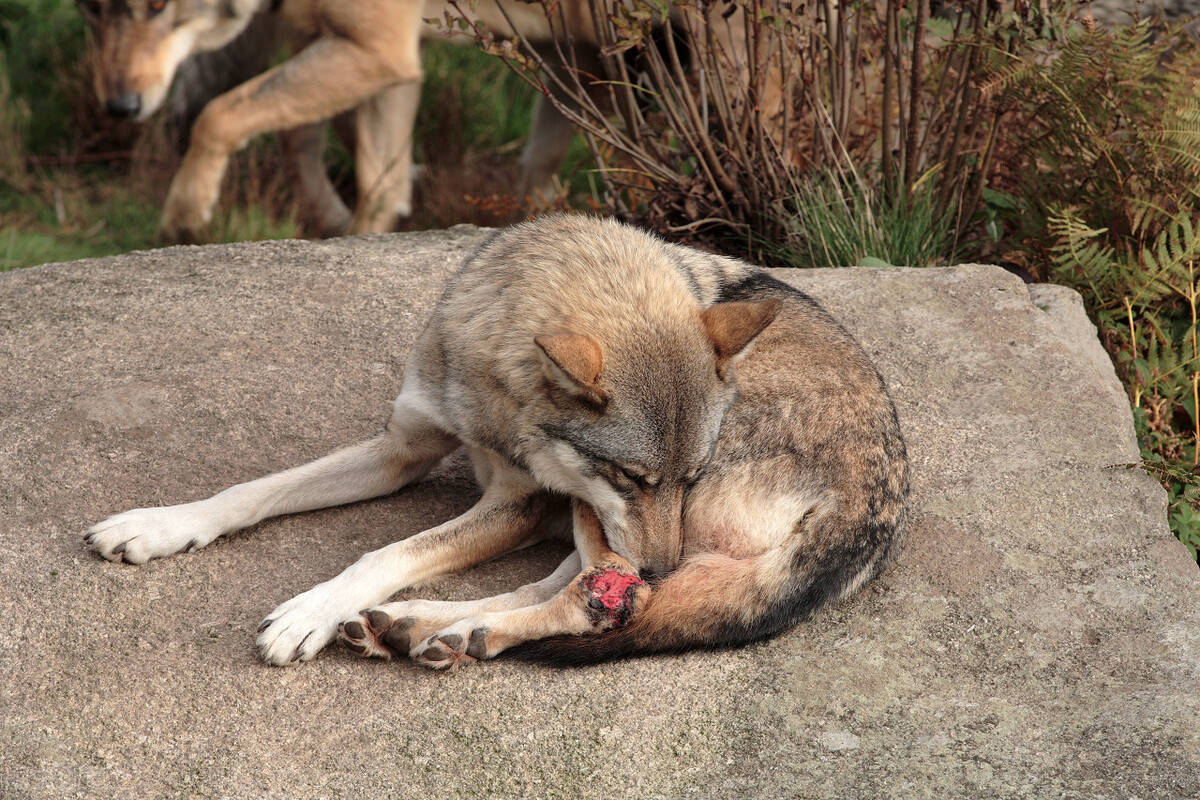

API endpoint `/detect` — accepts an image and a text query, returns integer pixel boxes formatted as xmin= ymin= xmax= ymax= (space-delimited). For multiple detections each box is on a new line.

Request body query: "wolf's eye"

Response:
xmin=616 ymin=465 xmax=660 ymax=489
xmin=78 ymin=0 xmax=103 ymax=19
xmin=147 ymin=0 xmax=166 ymax=16
xmin=596 ymin=462 xmax=636 ymax=491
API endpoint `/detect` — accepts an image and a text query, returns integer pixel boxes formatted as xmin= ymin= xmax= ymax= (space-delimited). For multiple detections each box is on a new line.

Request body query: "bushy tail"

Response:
xmin=506 ymin=512 xmax=899 ymax=667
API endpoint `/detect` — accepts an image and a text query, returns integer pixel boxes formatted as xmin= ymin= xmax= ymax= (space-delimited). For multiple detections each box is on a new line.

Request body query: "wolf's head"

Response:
xmin=76 ymin=0 xmax=257 ymax=121
xmin=525 ymin=298 xmax=780 ymax=576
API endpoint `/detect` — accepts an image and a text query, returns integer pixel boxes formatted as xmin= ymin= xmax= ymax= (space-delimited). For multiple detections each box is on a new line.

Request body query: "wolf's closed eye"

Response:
xmin=608 ymin=463 xmax=661 ymax=491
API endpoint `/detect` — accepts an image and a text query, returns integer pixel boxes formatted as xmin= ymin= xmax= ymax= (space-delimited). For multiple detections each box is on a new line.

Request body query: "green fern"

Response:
xmin=993 ymin=18 xmax=1200 ymax=260
xmin=1048 ymin=202 xmax=1200 ymax=560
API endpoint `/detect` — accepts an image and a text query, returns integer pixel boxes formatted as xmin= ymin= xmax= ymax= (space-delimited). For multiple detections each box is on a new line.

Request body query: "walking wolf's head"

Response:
xmin=527 ymin=296 xmax=780 ymax=577
xmin=76 ymin=0 xmax=257 ymax=121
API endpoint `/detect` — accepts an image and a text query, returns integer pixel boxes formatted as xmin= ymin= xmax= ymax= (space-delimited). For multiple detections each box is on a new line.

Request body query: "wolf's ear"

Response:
xmin=701 ymin=299 xmax=781 ymax=377
xmin=534 ymin=332 xmax=608 ymax=406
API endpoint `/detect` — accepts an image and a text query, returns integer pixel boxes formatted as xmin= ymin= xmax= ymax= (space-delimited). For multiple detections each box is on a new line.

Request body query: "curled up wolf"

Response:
xmin=84 ymin=216 xmax=910 ymax=668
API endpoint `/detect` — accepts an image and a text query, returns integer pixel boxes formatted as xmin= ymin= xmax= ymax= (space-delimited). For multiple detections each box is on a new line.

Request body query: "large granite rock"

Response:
xmin=0 ymin=227 xmax=1195 ymax=799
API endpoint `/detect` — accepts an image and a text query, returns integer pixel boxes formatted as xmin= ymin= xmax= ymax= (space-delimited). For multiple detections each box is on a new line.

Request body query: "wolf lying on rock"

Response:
xmin=84 ymin=215 xmax=909 ymax=667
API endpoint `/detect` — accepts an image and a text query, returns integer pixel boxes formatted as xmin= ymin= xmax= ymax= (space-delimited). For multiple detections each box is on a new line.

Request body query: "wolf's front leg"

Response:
xmin=407 ymin=502 xmax=649 ymax=669
xmin=256 ymin=486 xmax=561 ymax=665
xmin=338 ymin=551 xmax=582 ymax=660
xmin=84 ymin=399 xmax=457 ymax=564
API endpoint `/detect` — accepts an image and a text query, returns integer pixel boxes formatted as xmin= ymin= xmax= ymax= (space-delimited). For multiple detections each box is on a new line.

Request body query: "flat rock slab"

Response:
xmin=1 ymin=227 xmax=1197 ymax=799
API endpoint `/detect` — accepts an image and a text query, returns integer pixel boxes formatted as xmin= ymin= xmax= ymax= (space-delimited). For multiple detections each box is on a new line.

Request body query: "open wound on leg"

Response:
xmin=582 ymin=568 xmax=646 ymax=628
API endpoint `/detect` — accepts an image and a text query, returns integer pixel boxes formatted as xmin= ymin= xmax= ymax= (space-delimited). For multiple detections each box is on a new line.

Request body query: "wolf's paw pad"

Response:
xmin=412 ymin=627 xmax=489 ymax=671
xmin=338 ymin=609 xmax=415 ymax=660
xmin=581 ymin=567 xmax=648 ymax=630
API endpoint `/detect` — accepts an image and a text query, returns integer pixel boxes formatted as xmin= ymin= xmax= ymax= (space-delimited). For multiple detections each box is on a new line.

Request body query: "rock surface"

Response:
xmin=1 ymin=227 xmax=1196 ymax=799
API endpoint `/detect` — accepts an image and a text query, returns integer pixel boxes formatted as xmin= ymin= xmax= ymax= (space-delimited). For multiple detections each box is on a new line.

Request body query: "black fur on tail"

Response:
xmin=504 ymin=541 xmax=889 ymax=667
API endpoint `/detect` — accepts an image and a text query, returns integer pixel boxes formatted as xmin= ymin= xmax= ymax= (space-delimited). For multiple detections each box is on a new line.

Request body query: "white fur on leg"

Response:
xmin=338 ymin=550 xmax=583 ymax=660
xmin=84 ymin=500 xmax=225 ymax=564
xmin=257 ymin=476 xmax=554 ymax=666
xmin=83 ymin=421 xmax=454 ymax=567
xmin=256 ymin=546 xmax=406 ymax=665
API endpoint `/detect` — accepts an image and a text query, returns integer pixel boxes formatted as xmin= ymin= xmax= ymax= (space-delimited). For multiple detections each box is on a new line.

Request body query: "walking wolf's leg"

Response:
xmin=517 ymin=94 xmax=576 ymax=207
xmin=84 ymin=393 xmax=457 ymax=565
xmin=159 ymin=2 xmax=423 ymax=241
xmin=351 ymin=81 xmax=421 ymax=234
xmin=517 ymin=49 xmax=606 ymax=207
xmin=407 ymin=502 xmax=649 ymax=668
xmin=280 ymin=122 xmax=353 ymax=237
xmin=256 ymin=474 xmax=562 ymax=665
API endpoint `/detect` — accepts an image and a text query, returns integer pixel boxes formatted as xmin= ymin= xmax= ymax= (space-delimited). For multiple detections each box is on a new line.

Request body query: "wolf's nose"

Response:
xmin=105 ymin=93 xmax=141 ymax=119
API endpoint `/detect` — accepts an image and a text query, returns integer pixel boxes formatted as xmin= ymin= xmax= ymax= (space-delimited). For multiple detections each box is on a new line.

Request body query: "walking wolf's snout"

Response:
xmin=78 ymin=0 xmax=253 ymax=122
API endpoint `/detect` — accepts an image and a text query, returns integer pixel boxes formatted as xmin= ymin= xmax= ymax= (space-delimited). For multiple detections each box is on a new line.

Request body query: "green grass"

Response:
xmin=0 ymin=174 xmax=300 ymax=270
xmin=783 ymin=169 xmax=954 ymax=269
xmin=411 ymin=38 xmax=596 ymax=200
xmin=0 ymin=182 xmax=159 ymax=268
xmin=415 ymin=39 xmax=538 ymax=157
xmin=0 ymin=0 xmax=87 ymax=156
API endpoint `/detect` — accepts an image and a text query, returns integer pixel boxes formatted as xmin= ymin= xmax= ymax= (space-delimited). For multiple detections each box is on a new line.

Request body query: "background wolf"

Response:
xmin=75 ymin=0 xmax=770 ymax=242
xmin=84 ymin=215 xmax=909 ymax=667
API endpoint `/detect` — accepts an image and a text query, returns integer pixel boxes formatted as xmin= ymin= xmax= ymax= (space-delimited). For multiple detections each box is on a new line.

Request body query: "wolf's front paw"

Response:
xmin=83 ymin=502 xmax=221 ymax=564
xmin=256 ymin=584 xmax=356 ymax=666
xmin=157 ymin=216 xmax=203 ymax=246
xmin=159 ymin=192 xmax=210 ymax=245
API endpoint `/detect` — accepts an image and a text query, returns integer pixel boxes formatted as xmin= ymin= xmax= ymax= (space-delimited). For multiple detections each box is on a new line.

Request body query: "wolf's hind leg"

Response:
xmin=517 ymin=49 xmax=606 ymax=209
xmin=409 ymin=502 xmax=648 ymax=669
xmin=350 ymin=81 xmax=420 ymax=234
xmin=280 ymin=122 xmax=353 ymax=237
xmin=256 ymin=477 xmax=565 ymax=665
xmin=84 ymin=394 xmax=457 ymax=564
xmin=338 ymin=551 xmax=582 ymax=660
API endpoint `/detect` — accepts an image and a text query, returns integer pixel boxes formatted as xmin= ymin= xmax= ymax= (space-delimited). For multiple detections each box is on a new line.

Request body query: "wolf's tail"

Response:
xmin=505 ymin=508 xmax=902 ymax=666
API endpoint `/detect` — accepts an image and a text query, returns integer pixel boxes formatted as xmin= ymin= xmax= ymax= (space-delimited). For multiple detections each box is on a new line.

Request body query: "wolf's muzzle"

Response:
xmin=105 ymin=92 xmax=142 ymax=119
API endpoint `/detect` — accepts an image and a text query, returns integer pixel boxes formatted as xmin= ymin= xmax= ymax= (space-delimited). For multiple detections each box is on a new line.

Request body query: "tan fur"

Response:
xmin=84 ymin=215 xmax=908 ymax=668
xmin=535 ymin=332 xmax=608 ymax=404
xmin=701 ymin=299 xmax=781 ymax=377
